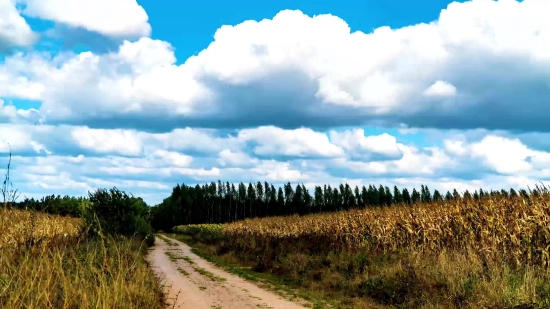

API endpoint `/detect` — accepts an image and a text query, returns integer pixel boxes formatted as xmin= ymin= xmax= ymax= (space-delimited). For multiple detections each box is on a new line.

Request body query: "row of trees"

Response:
xmin=13 ymin=195 xmax=85 ymax=217
xmin=150 ymin=180 xmax=526 ymax=231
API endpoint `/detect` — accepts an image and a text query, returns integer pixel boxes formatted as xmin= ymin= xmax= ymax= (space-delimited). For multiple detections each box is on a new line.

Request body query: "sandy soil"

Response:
xmin=147 ymin=235 xmax=309 ymax=309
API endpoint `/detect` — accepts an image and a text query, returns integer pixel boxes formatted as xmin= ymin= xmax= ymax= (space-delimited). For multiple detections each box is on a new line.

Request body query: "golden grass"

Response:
xmin=0 ymin=207 xmax=82 ymax=249
xmin=0 ymin=207 xmax=165 ymax=309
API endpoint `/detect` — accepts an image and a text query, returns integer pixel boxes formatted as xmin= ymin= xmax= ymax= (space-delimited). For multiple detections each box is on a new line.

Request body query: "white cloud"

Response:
xmin=153 ymin=150 xmax=193 ymax=167
xmin=0 ymin=124 xmax=50 ymax=154
xmin=423 ymin=80 xmax=457 ymax=97
xmin=238 ymin=126 xmax=344 ymax=157
xmin=2 ymin=0 xmax=550 ymax=131
xmin=0 ymin=0 xmax=37 ymax=51
xmin=443 ymin=138 xmax=468 ymax=156
xmin=217 ymin=149 xmax=256 ymax=167
xmin=250 ymin=160 xmax=307 ymax=182
xmin=469 ymin=135 xmax=550 ymax=175
xmin=20 ymin=0 xmax=151 ymax=39
xmin=5 ymin=1 xmax=550 ymax=205
xmin=334 ymin=143 xmax=453 ymax=176
xmin=330 ymin=129 xmax=402 ymax=158
xmin=71 ymin=127 xmax=143 ymax=156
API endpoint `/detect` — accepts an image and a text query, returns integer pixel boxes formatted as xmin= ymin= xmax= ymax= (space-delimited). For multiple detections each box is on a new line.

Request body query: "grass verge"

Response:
xmin=166 ymin=229 xmax=550 ymax=309
xmin=0 ymin=207 xmax=166 ymax=309
xmin=0 ymin=235 xmax=165 ymax=308
xmin=164 ymin=233 xmax=343 ymax=309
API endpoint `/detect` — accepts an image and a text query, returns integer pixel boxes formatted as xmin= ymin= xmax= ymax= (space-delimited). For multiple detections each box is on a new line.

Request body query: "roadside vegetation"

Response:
xmin=170 ymin=187 xmax=550 ymax=308
xmin=0 ymin=149 xmax=165 ymax=309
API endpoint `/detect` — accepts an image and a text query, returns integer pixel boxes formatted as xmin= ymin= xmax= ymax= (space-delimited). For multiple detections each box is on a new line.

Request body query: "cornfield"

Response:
xmin=0 ymin=207 xmax=82 ymax=249
xmin=177 ymin=187 xmax=550 ymax=268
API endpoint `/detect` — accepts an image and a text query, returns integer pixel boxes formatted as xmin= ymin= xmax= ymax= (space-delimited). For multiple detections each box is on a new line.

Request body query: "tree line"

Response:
xmin=150 ymin=180 xmax=527 ymax=231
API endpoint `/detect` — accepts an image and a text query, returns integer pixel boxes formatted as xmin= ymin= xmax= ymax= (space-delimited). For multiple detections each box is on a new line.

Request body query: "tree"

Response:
xmin=411 ymin=188 xmax=420 ymax=204
xmin=393 ymin=186 xmax=403 ymax=204
xmin=314 ymin=186 xmax=324 ymax=213
xmin=452 ymin=189 xmax=461 ymax=200
xmin=378 ymin=185 xmax=386 ymax=206
xmin=402 ymin=188 xmax=411 ymax=205
xmin=421 ymin=185 xmax=432 ymax=203
xmin=433 ymin=190 xmax=443 ymax=202
xmin=85 ymin=187 xmax=154 ymax=245
xmin=384 ymin=186 xmax=393 ymax=206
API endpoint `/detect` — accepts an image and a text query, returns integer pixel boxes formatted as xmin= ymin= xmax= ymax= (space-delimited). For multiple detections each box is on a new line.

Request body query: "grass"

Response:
xmin=157 ymin=234 xmax=179 ymax=246
xmin=177 ymin=267 xmax=190 ymax=276
xmin=165 ymin=233 xmax=335 ymax=308
xmin=0 ymin=206 xmax=166 ymax=309
xmin=171 ymin=189 xmax=550 ymax=309
xmin=192 ymin=266 xmax=227 ymax=282
xmin=159 ymin=238 xmax=226 ymax=283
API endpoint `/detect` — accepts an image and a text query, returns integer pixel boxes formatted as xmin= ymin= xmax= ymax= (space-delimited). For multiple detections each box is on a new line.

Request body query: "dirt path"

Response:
xmin=147 ymin=235 xmax=309 ymax=309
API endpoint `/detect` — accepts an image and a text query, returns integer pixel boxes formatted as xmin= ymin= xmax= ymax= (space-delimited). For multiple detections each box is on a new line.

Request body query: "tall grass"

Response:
xmin=0 ymin=149 xmax=166 ymax=309
xmin=0 ymin=208 xmax=166 ymax=309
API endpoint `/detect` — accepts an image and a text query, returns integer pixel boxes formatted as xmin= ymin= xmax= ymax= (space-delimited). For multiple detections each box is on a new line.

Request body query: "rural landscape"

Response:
xmin=2 ymin=0 xmax=550 ymax=308
xmin=3 ymin=151 xmax=550 ymax=308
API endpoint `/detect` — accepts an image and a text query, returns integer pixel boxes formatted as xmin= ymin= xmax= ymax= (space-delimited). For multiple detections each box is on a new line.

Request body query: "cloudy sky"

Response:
xmin=1 ymin=0 xmax=550 ymax=205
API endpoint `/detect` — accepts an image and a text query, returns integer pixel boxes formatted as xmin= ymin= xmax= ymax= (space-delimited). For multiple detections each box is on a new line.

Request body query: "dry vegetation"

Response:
xmin=175 ymin=187 xmax=550 ymax=308
xmin=0 ymin=207 xmax=81 ymax=249
xmin=0 ymin=206 xmax=166 ymax=309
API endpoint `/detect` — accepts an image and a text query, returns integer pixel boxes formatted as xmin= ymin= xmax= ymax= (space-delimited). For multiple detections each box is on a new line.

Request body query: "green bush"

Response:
xmin=83 ymin=187 xmax=154 ymax=243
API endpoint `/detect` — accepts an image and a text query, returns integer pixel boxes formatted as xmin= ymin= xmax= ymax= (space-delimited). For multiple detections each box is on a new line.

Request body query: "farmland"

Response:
xmin=0 ymin=202 xmax=165 ymax=308
xmin=173 ymin=187 xmax=550 ymax=308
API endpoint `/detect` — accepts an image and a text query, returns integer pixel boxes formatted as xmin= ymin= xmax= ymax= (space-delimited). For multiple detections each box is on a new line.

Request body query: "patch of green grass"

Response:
xmin=182 ymin=256 xmax=196 ymax=265
xmin=192 ymin=266 xmax=227 ymax=282
xmin=177 ymin=267 xmax=189 ymax=276
xmin=164 ymin=251 xmax=184 ymax=262
xmin=157 ymin=234 xmax=179 ymax=246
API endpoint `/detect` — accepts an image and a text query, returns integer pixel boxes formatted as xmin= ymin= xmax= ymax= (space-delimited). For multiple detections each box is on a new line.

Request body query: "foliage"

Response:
xmin=13 ymin=195 xmax=87 ymax=217
xmin=83 ymin=187 xmax=154 ymax=245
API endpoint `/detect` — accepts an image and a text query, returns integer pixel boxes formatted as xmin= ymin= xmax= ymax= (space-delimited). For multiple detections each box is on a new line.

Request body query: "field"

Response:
xmin=0 ymin=207 xmax=165 ymax=309
xmin=174 ymin=189 xmax=550 ymax=308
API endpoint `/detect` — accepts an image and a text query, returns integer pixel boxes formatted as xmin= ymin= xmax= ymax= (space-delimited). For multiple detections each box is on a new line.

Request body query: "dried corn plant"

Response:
xmin=178 ymin=186 xmax=550 ymax=268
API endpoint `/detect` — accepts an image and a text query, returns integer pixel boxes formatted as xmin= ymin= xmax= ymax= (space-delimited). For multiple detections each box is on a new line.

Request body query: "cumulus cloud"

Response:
xmin=153 ymin=150 xmax=193 ymax=167
xmin=1 ymin=1 xmax=549 ymax=131
xmin=71 ymin=127 xmax=143 ymax=156
xmin=20 ymin=0 xmax=151 ymax=39
xmin=237 ymin=126 xmax=344 ymax=158
xmin=0 ymin=0 xmax=37 ymax=53
xmin=4 ymin=0 xmax=550 ymax=204
xmin=217 ymin=149 xmax=257 ymax=167
xmin=423 ymin=81 xmax=457 ymax=97
xmin=330 ymin=129 xmax=402 ymax=160
xmin=6 ymin=123 xmax=550 ymax=205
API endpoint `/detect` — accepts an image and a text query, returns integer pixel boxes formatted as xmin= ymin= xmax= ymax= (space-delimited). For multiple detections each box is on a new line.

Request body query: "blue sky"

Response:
xmin=1 ymin=0 xmax=550 ymax=205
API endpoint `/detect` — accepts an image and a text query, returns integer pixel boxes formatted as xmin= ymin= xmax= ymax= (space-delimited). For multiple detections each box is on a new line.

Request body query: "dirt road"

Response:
xmin=147 ymin=235 xmax=309 ymax=309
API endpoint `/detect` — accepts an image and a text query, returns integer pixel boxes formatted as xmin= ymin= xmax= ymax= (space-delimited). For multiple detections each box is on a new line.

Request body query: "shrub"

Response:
xmin=83 ymin=187 xmax=154 ymax=243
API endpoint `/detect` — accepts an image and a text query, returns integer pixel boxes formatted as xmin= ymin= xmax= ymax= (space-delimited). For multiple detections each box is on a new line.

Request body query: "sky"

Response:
xmin=1 ymin=0 xmax=550 ymax=205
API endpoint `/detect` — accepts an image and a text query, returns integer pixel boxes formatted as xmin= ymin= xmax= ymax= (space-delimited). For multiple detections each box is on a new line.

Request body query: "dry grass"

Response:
xmin=0 ymin=207 xmax=166 ymax=309
xmin=175 ymin=189 xmax=550 ymax=308
xmin=0 ymin=207 xmax=82 ymax=249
